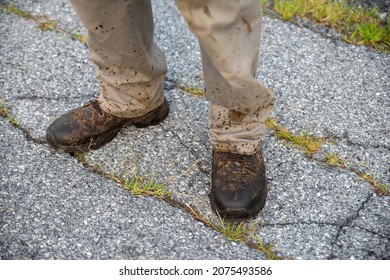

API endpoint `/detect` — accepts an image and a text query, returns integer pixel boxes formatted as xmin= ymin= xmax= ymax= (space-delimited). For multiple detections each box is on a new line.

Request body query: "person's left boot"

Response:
xmin=210 ymin=148 xmax=267 ymax=221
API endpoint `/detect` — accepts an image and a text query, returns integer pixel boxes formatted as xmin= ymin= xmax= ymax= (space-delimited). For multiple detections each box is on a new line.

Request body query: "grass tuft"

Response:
xmin=0 ymin=99 xmax=19 ymax=126
xmin=251 ymin=236 xmax=283 ymax=260
xmin=2 ymin=3 xmax=33 ymax=19
xmin=212 ymin=219 xmax=256 ymax=243
xmin=325 ymin=151 xmax=349 ymax=168
xmin=355 ymin=22 xmax=385 ymax=45
xmin=272 ymin=0 xmax=390 ymax=51
xmin=0 ymin=99 xmax=10 ymax=118
xmin=266 ymin=117 xmax=324 ymax=156
xmin=73 ymin=152 xmax=89 ymax=165
xmin=324 ymin=152 xmax=389 ymax=196
xmin=71 ymin=32 xmax=87 ymax=44
xmin=214 ymin=220 xmax=282 ymax=260
xmin=359 ymin=173 xmax=389 ymax=196
xmin=73 ymin=151 xmax=172 ymax=199
xmin=36 ymin=19 xmax=58 ymax=31
xmin=178 ymin=80 xmax=206 ymax=98
xmin=1 ymin=3 xmax=88 ymax=42
xmin=122 ymin=176 xmax=172 ymax=199
xmin=2 ymin=3 xmax=59 ymax=32
xmin=186 ymin=205 xmax=282 ymax=259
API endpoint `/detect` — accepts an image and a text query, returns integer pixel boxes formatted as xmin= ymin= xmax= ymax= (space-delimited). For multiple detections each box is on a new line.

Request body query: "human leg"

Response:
xmin=47 ymin=0 xmax=168 ymax=152
xmin=176 ymin=0 xmax=274 ymax=220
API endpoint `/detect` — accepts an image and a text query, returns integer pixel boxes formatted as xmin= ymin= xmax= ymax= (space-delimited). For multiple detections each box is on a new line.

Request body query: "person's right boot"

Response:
xmin=210 ymin=148 xmax=267 ymax=221
xmin=46 ymin=98 xmax=169 ymax=153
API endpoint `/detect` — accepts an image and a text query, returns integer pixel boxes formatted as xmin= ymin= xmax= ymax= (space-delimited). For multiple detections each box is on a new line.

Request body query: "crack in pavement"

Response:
xmin=259 ymin=215 xmax=388 ymax=239
xmin=347 ymin=225 xmax=390 ymax=239
xmin=328 ymin=191 xmax=374 ymax=259
xmin=331 ymin=134 xmax=390 ymax=151
xmin=160 ymin=123 xmax=210 ymax=176
xmin=0 ymin=115 xmax=46 ymax=145
xmin=266 ymin=127 xmax=389 ymax=195
xmin=160 ymin=125 xmax=199 ymax=158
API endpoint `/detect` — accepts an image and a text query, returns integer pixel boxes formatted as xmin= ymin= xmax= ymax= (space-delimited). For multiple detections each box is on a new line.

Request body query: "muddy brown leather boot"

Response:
xmin=210 ymin=148 xmax=267 ymax=221
xmin=46 ymin=98 xmax=169 ymax=153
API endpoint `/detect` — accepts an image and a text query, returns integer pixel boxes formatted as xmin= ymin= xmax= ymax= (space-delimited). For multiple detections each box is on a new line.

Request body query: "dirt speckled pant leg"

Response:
xmin=70 ymin=0 xmax=274 ymax=155
xmin=176 ymin=0 xmax=275 ymax=155
xmin=69 ymin=0 xmax=167 ymax=118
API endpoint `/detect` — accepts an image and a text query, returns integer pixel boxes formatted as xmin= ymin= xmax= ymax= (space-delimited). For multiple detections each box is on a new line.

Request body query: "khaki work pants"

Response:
xmin=69 ymin=0 xmax=274 ymax=154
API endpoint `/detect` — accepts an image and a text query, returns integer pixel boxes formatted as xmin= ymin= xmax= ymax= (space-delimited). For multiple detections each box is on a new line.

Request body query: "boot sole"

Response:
xmin=46 ymin=98 xmax=169 ymax=153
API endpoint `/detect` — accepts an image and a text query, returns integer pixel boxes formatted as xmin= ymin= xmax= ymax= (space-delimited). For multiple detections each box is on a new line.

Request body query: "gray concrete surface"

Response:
xmin=1 ymin=0 xmax=389 ymax=260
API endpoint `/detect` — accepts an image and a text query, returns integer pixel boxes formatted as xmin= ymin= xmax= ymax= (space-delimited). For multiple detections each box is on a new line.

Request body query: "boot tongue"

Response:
xmin=218 ymin=153 xmax=258 ymax=175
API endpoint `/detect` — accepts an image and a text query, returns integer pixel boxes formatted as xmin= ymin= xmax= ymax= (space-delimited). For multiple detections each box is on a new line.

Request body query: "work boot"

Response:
xmin=210 ymin=148 xmax=267 ymax=221
xmin=46 ymin=98 xmax=169 ymax=153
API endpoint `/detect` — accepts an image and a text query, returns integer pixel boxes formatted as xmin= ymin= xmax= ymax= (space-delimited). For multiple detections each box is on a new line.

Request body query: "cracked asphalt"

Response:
xmin=1 ymin=0 xmax=389 ymax=260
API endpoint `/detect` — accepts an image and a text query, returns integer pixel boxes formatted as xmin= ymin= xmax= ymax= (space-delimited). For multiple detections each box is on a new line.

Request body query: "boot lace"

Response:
xmin=84 ymin=99 xmax=104 ymax=116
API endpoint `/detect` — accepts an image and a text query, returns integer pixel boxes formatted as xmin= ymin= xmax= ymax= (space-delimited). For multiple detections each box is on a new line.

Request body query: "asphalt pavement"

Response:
xmin=0 ymin=0 xmax=389 ymax=260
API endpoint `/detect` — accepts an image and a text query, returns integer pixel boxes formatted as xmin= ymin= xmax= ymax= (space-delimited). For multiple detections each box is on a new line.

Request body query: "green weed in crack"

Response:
xmin=0 ymin=99 xmax=20 ymax=127
xmin=265 ymin=117 xmax=324 ymax=156
xmin=324 ymin=152 xmax=389 ymax=196
xmin=1 ymin=3 xmax=87 ymax=44
xmin=175 ymin=79 xmax=206 ymax=98
xmin=185 ymin=205 xmax=282 ymax=260
xmin=266 ymin=118 xmax=389 ymax=196
xmin=2 ymin=3 xmax=60 ymax=32
xmin=72 ymin=150 xmax=281 ymax=259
